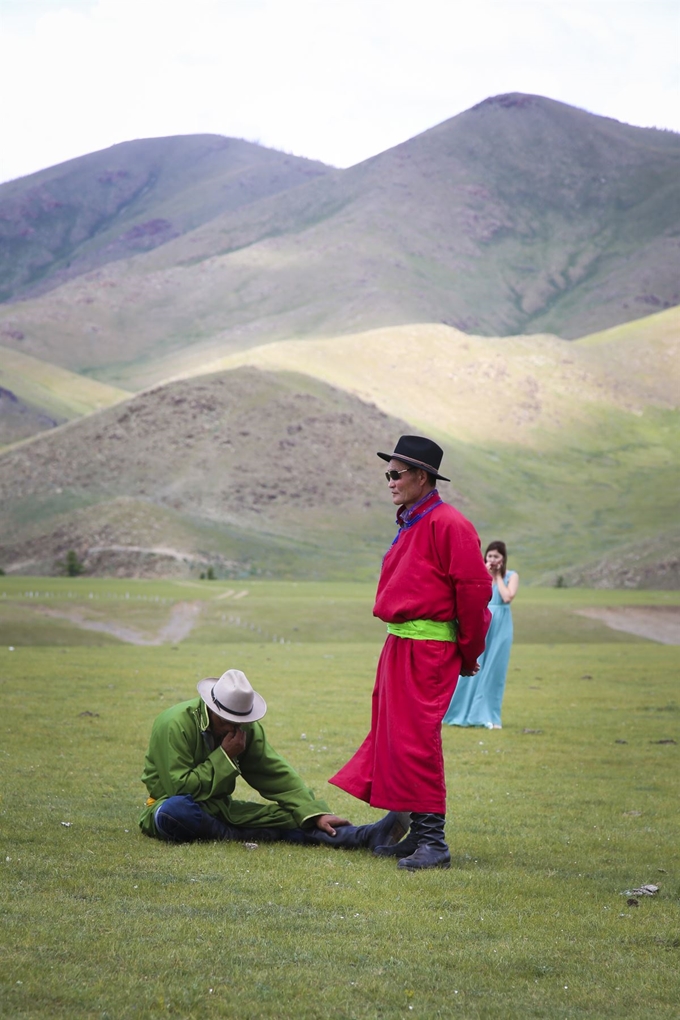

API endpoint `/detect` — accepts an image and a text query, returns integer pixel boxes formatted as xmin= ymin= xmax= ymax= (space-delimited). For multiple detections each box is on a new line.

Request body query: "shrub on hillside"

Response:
xmin=57 ymin=550 xmax=85 ymax=577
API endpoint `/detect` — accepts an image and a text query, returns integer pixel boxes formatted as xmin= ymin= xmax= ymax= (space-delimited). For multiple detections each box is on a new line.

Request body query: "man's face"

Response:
xmin=207 ymin=708 xmax=242 ymax=742
xmin=386 ymin=458 xmax=431 ymax=509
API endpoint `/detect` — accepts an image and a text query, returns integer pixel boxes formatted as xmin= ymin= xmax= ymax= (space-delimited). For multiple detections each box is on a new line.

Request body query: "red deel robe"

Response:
xmin=329 ymin=492 xmax=492 ymax=813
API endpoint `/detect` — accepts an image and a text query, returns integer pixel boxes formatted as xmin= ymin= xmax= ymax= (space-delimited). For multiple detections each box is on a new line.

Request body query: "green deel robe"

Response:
xmin=139 ymin=697 xmax=331 ymax=836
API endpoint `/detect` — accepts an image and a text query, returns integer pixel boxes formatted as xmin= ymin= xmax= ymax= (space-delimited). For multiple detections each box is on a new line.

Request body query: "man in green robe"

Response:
xmin=139 ymin=668 xmax=408 ymax=850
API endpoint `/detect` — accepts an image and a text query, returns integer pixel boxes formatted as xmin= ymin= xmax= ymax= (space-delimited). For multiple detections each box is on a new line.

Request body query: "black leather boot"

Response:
xmin=397 ymin=813 xmax=451 ymax=870
xmin=373 ymin=814 xmax=419 ymax=857
xmin=303 ymin=811 xmax=410 ymax=850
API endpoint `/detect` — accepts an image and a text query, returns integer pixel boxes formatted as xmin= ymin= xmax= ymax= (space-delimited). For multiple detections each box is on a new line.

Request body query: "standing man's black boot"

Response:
xmin=397 ymin=813 xmax=451 ymax=870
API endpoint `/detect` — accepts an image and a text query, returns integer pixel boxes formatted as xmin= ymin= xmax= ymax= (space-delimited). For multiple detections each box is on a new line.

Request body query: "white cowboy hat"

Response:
xmin=197 ymin=668 xmax=266 ymax=723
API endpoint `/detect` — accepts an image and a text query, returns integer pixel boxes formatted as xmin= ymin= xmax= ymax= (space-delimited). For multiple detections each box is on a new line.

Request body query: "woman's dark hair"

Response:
xmin=485 ymin=540 xmax=507 ymax=574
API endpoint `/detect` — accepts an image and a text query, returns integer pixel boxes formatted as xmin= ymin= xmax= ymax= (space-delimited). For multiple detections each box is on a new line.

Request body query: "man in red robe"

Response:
xmin=329 ymin=435 xmax=492 ymax=870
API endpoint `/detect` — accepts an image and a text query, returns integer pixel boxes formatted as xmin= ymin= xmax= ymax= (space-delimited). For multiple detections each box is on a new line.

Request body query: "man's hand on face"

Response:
xmin=315 ymin=814 xmax=351 ymax=837
xmin=220 ymin=723 xmax=247 ymax=760
xmin=460 ymin=662 xmax=480 ymax=677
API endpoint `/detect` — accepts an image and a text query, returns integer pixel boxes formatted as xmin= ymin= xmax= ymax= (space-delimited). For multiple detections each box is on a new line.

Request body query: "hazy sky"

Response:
xmin=1 ymin=0 xmax=678 ymax=182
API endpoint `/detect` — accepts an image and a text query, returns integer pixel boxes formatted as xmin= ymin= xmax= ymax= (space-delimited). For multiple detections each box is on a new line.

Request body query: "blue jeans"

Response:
xmin=152 ymin=795 xmax=405 ymax=850
xmin=153 ymin=796 xmax=289 ymax=843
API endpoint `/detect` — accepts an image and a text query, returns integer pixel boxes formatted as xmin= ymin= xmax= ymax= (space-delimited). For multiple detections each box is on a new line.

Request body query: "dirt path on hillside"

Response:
xmin=35 ymin=600 xmax=202 ymax=645
xmin=574 ymin=606 xmax=680 ymax=644
xmin=155 ymin=601 xmax=202 ymax=643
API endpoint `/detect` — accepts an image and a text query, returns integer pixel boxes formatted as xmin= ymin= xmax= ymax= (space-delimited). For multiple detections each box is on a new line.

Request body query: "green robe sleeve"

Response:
xmin=238 ymin=722 xmax=332 ymax=827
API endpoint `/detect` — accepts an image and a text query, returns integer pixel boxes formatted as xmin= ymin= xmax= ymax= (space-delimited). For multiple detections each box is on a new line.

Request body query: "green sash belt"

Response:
xmin=386 ymin=619 xmax=457 ymax=642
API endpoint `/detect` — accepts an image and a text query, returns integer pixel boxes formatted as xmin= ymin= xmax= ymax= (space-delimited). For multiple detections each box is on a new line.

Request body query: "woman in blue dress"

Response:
xmin=443 ymin=540 xmax=519 ymax=729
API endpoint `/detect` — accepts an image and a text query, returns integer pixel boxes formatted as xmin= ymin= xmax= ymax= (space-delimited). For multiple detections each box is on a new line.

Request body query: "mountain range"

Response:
xmin=0 ymin=94 xmax=678 ymax=587
xmin=1 ymin=93 xmax=679 ymax=390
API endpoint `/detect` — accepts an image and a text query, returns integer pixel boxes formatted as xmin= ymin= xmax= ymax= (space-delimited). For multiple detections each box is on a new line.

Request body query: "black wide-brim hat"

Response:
xmin=377 ymin=435 xmax=450 ymax=482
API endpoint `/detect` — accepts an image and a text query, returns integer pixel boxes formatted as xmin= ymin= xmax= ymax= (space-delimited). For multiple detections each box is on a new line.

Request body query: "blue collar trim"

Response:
xmin=390 ymin=489 xmax=442 ymax=546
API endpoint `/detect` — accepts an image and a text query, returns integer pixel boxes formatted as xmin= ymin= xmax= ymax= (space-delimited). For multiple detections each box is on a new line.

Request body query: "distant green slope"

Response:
xmin=575 ymin=304 xmax=680 ymax=348
xmin=177 ymin=312 xmax=679 ymax=447
xmin=0 ymin=344 xmax=129 ymax=447
xmin=1 ymin=95 xmax=678 ymax=388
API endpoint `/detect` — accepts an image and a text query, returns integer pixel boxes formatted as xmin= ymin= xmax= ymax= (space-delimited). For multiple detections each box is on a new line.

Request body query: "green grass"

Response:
xmin=1 ymin=580 xmax=679 ymax=1018
xmin=2 ymin=577 xmax=678 ymax=648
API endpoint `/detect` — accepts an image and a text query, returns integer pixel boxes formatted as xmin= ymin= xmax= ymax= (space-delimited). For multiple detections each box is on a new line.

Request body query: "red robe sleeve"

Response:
xmin=431 ymin=513 xmax=492 ymax=671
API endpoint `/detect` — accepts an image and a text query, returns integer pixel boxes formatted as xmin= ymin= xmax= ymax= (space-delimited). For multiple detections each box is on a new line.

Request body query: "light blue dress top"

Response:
xmin=442 ymin=571 xmax=516 ymax=728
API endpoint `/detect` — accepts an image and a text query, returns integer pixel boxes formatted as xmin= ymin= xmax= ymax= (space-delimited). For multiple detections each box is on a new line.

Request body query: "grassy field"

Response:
xmin=2 ymin=577 xmax=678 ymax=647
xmin=1 ymin=579 xmax=678 ymax=1019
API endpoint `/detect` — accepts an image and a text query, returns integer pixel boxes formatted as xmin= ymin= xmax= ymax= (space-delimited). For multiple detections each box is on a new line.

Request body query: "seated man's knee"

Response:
xmin=154 ymin=795 xmax=204 ymax=843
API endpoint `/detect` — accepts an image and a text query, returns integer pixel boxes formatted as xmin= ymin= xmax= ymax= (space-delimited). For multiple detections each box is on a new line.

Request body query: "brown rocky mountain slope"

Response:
xmin=0 ymin=367 xmax=415 ymax=578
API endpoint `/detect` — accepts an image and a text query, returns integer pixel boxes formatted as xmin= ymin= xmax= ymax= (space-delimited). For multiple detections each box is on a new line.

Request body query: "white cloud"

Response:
xmin=0 ymin=0 xmax=678 ymax=182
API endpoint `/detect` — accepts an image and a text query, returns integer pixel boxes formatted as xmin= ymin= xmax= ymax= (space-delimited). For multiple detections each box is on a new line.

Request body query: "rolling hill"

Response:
xmin=163 ymin=305 xmax=680 ymax=587
xmin=0 ymin=309 xmax=676 ymax=586
xmin=0 ymin=94 xmax=678 ymax=392
xmin=0 ymin=367 xmax=411 ymax=580
xmin=165 ymin=307 xmax=680 ymax=447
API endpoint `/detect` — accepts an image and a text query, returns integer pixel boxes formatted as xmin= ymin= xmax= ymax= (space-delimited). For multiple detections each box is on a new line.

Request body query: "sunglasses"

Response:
xmin=385 ymin=468 xmax=412 ymax=481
